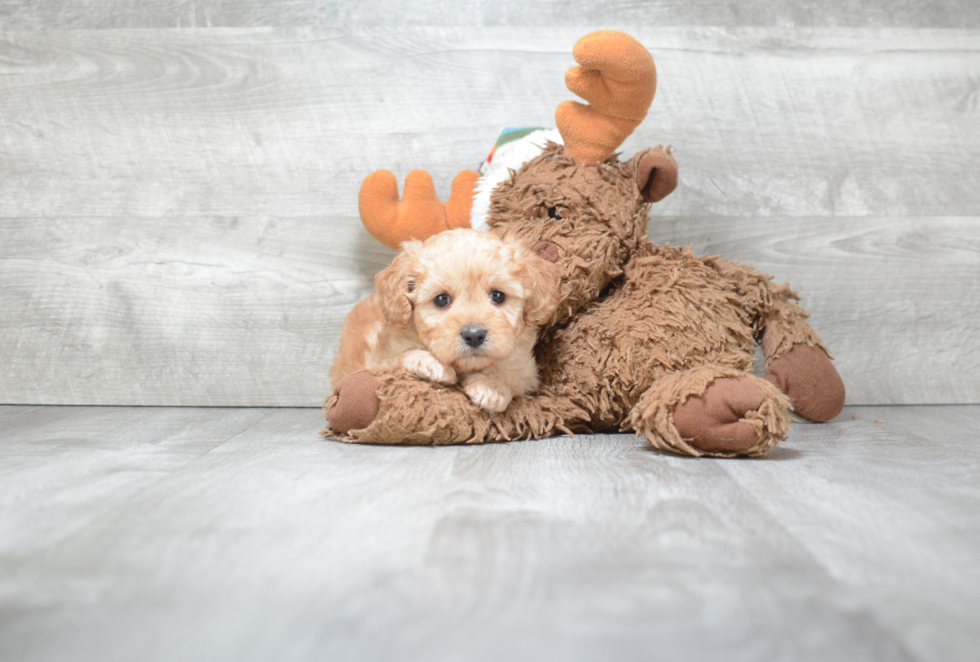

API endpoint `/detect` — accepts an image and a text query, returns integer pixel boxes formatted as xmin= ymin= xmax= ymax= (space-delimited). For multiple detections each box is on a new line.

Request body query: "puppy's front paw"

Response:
xmin=400 ymin=350 xmax=456 ymax=385
xmin=462 ymin=376 xmax=513 ymax=413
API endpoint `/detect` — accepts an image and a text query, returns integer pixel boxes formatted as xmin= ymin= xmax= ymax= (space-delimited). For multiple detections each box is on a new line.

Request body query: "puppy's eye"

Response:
xmin=433 ymin=293 xmax=452 ymax=308
xmin=547 ymin=205 xmax=563 ymax=220
xmin=490 ymin=290 xmax=506 ymax=305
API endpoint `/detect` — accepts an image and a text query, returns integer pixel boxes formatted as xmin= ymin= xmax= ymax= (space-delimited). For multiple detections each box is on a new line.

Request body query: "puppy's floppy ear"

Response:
xmin=520 ymin=245 xmax=561 ymax=327
xmin=374 ymin=243 xmax=419 ymax=329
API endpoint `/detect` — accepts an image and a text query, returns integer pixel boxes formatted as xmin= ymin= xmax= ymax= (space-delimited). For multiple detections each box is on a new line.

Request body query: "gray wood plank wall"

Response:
xmin=3 ymin=0 xmax=980 ymax=29
xmin=1 ymin=6 xmax=978 ymax=406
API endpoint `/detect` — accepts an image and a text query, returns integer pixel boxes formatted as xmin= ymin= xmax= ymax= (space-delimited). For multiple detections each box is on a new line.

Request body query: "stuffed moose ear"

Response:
xmin=635 ymin=146 xmax=679 ymax=203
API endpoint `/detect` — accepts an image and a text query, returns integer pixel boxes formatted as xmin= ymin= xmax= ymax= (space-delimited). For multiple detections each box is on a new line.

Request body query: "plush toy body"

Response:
xmin=324 ymin=31 xmax=845 ymax=457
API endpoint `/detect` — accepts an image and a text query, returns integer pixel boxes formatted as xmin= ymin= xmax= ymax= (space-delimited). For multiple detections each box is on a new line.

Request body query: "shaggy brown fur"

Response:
xmin=324 ymin=142 xmax=845 ymax=456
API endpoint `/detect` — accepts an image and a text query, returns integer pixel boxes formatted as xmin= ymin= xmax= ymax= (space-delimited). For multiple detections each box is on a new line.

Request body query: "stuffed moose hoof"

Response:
xmin=324 ymin=371 xmax=382 ymax=436
xmin=673 ymin=377 xmax=779 ymax=455
xmin=640 ymin=371 xmax=793 ymax=458
xmin=323 ymin=30 xmax=845 ymax=457
xmin=764 ymin=345 xmax=846 ymax=423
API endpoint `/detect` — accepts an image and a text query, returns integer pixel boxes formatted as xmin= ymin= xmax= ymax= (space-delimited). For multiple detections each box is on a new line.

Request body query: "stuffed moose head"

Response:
xmin=323 ymin=30 xmax=845 ymax=457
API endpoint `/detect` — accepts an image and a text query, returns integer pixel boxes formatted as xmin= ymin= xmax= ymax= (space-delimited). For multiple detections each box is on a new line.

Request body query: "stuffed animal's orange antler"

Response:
xmin=358 ymin=169 xmax=479 ymax=250
xmin=556 ymin=31 xmax=657 ymax=165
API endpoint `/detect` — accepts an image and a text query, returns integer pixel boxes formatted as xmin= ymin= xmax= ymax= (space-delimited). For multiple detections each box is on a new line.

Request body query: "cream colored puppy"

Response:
xmin=330 ymin=229 xmax=559 ymax=412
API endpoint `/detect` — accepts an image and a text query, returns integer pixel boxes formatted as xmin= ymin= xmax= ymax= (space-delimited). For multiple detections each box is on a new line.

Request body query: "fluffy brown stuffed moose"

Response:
xmin=323 ymin=30 xmax=845 ymax=457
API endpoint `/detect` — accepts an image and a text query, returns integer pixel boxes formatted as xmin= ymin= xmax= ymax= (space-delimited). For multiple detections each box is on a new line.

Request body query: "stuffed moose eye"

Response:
xmin=547 ymin=205 xmax=563 ymax=220
xmin=490 ymin=290 xmax=506 ymax=305
xmin=433 ymin=293 xmax=452 ymax=308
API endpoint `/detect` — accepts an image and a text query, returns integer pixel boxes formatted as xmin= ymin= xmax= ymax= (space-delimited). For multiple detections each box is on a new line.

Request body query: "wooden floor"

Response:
xmin=1 ymin=405 xmax=978 ymax=661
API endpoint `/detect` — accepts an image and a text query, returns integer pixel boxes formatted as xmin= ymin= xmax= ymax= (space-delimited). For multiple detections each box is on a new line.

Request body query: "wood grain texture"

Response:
xmin=2 ymin=0 xmax=979 ymax=29
xmin=1 ymin=28 xmax=978 ymax=219
xmin=1 ymin=404 xmax=978 ymax=661
xmin=1 ymin=27 xmax=978 ymax=405
xmin=0 ymin=214 xmax=391 ymax=405
xmin=2 ymin=214 xmax=975 ymax=406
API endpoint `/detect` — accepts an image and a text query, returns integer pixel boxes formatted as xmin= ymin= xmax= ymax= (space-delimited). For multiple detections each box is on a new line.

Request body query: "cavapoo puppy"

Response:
xmin=330 ymin=228 xmax=559 ymax=412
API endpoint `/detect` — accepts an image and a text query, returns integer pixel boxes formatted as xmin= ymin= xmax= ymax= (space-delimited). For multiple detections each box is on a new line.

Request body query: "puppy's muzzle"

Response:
xmin=460 ymin=325 xmax=487 ymax=349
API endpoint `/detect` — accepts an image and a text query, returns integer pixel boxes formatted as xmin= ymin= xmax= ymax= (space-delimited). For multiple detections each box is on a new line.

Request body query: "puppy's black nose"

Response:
xmin=460 ymin=325 xmax=487 ymax=348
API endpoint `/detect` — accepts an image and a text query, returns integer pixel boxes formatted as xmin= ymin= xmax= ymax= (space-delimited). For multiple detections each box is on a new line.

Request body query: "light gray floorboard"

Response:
xmin=0 ymin=406 xmax=273 ymax=557
xmin=0 ymin=406 xmax=41 ymax=424
xmin=0 ymin=405 xmax=977 ymax=662
xmin=1 ymin=27 xmax=978 ymax=406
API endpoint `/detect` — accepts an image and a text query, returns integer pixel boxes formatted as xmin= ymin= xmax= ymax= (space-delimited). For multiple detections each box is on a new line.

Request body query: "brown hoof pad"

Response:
xmin=326 ymin=372 xmax=382 ymax=434
xmin=765 ymin=345 xmax=845 ymax=423
xmin=674 ymin=377 xmax=766 ymax=454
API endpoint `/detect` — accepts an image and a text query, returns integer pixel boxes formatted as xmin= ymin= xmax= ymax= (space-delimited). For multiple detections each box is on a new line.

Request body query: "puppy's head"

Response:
xmin=375 ymin=229 xmax=559 ymax=372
